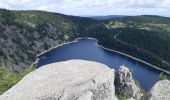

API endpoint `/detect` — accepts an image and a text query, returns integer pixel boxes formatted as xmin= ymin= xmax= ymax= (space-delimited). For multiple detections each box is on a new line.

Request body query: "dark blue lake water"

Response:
xmin=37 ymin=39 xmax=170 ymax=91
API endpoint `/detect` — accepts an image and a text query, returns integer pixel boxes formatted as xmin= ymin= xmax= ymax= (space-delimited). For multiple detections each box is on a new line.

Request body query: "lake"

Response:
xmin=37 ymin=39 xmax=170 ymax=91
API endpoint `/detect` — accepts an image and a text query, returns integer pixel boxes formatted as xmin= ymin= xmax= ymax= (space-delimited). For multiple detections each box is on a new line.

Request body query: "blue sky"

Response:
xmin=0 ymin=0 xmax=170 ymax=17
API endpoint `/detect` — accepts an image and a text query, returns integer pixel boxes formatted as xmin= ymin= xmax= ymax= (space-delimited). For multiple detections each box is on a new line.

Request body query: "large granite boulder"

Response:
xmin=0 ymin=60 xmax=118 ymax=100
xmin=115 ymin=65 xmax=143 ymax=99
xmin=145 ymin=79 xmax=170 ymax=100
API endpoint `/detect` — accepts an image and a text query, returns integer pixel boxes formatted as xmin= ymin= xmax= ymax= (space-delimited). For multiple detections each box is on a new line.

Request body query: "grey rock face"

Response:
xmin=145 ymin=79 xmax=170 ymax=100
xmin=0 ymin=60 xmax=118 ymax=100
xmin=115 ymin=65 xmax=143 ymax=99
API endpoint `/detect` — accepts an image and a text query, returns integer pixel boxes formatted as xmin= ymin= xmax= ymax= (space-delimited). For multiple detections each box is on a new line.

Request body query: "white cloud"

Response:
xmin=0 ymin=0 xmax=170 ymax=16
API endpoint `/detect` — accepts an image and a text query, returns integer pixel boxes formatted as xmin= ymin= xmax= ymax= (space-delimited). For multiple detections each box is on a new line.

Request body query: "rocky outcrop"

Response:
xmin=115 ymin=65 xmax=143 ymax=99
xmin=0 ymin=60 xmax=118 ymax=100
xmin=145 ymin=79 xmax=170 ymax=100
xmin=1 ymin=60 xmax=169 ymax=100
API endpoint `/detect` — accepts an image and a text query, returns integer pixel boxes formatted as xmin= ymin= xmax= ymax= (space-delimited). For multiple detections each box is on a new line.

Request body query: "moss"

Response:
xmin=0 ymin=66 xmax=35 ymax=95
xmin=117 ymin=95 xmax=126 ymax=100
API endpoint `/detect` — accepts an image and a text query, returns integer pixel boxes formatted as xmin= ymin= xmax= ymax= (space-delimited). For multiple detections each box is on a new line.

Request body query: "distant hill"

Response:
xmin=0 ymin=9 xmax=170 ymax=72
xmin=87 ymin=15 xmax=127 ymax=20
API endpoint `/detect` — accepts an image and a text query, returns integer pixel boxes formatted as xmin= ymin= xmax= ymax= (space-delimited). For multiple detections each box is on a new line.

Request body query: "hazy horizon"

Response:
xmin=0 ymin=0 xmax=170 ymax=17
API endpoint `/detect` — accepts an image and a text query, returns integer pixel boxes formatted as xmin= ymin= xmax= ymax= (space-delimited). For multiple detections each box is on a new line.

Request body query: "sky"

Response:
xmin=0 ymin=0 xmax=170 ymax=17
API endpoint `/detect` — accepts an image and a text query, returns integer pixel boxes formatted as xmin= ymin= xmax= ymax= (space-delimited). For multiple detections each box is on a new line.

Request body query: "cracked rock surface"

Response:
xmin=0 ymin=60 xmax=117 ymax=100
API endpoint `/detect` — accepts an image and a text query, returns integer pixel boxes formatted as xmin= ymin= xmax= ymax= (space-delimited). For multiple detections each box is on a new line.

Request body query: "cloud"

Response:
xmin=0 ymin=0 xmax=170 ymax=16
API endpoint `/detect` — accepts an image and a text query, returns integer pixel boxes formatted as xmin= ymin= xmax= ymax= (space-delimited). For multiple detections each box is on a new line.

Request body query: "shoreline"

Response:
xmin=31 ymin=39 xmax=79 ymax=67
xmin=32 ymin=37 xmax=170 ymax=74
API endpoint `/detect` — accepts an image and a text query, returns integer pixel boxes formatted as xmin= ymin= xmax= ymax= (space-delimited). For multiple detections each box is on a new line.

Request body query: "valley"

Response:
xmin=0 ymin=9 xmax=170 ymax=73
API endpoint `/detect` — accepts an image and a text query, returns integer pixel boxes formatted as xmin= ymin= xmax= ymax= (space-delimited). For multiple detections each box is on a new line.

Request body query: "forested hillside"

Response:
xmin=0 ymin=9 xmax=102 ymax=71
xmin=0 ymin=9 xmax=170 ymax=71
xmin=101 ymin=16 xmax=170 ymax=71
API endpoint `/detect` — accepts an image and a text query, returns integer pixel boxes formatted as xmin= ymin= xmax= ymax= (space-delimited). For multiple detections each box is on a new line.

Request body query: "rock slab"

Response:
xmin=145 ymin=79 xmax=170 ymax=100
xmin=0 ymin=60 xmax=118 ymax=100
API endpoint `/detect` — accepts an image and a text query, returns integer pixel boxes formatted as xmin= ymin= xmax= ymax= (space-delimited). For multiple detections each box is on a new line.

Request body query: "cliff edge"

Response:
xmin=0 ymin=60 xmax=169 ymax=100
xmin=0 ymin=60 xmax=118 ymax=100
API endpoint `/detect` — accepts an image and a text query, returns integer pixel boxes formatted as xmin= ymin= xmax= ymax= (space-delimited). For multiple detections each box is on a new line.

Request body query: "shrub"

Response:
xmin=117 ymin=95 xmax=126 ymax=100
xmin=0 ymin=67 xmax=35 ymax=95
xmin=158 ymin=72 xmax=167 ymax=81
